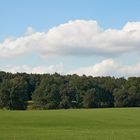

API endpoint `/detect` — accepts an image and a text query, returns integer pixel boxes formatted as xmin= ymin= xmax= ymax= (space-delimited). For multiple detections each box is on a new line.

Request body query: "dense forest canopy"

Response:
xmin=0 ymin=71 xmax=140 ymax=110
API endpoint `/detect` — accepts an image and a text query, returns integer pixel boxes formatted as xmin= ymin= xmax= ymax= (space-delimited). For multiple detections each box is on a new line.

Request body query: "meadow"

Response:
xmin=0 ymin=108 xmax=139 ymax=140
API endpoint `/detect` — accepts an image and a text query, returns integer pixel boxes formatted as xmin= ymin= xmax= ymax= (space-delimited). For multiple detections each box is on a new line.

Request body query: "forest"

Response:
xmin=0 ymin=71 xmax=140 ymax=110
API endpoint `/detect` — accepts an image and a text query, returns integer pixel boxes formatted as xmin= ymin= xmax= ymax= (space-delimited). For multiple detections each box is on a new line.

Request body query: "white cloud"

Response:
xmin=38 ymin=20 xmax=140 ymax=57
xmin=0 ymin=32 xmax=43 ymax=58
xmin=25 ymin=27 xmax=35 ymax=35
xmin=2 ymin=60 xmax=140 ymax=77
xmin=68 ymin=59 xmax=140 ymax=77
xmin=0 ymin=63 xmax=64 ymax=74
xmin=0 ymin=20 xmax=140 ymax=58
xmin=123 ymin=22 xmax=140 ymax=32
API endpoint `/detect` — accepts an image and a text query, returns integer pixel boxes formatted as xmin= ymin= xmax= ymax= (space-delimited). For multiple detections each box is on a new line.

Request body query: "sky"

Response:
xmin=0 ymin=0 xmax=140 ymax=77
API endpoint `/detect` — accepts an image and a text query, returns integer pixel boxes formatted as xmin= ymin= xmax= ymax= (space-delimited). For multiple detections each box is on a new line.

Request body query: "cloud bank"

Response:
xmin=0 ymin=20 xmax=140 ymax=58
xmin=1 ymin=59 xmax=140 ymax=77
xmin=0 ymin=64 xmax=64 ymax=74
xmin=69 ymin=59 xmax=140 ymax=77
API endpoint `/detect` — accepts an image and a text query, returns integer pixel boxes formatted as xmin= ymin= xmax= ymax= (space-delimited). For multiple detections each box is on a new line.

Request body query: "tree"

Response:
xmin=113 ymin=86 xmax=128 ymax=107
xmin=0 ymin=71 xmax=140 ymax=110
xmin=0 ymin=77 xmax=29 ymax=110
xmin=83 ymin=88 xmax=97 ymax=108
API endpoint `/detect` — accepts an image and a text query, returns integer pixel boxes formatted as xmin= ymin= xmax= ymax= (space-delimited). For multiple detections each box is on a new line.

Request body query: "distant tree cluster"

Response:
xmin=0 ymin=71 xmax=140 ymax=110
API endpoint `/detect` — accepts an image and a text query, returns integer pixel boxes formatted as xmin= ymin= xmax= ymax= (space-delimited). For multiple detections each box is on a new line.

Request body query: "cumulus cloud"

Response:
xmin=0 ymin=20 xmax=140 ymax=58
xmin=0 ymin=63 xmax=64 ymax=74
xmin=0 ymin=32 xmax=43 ymax=58
xmin=2 ymin=60 xmax=140 ymax=77
xmin=40 ymin=20 xmax=140 ymax=57
xmin=68 ymin=59 xmax=140 ymax=77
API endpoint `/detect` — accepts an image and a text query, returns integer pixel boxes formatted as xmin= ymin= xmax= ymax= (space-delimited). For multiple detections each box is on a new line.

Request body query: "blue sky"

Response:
xmin=0 ymin=0 xmax=140 ymax=76
xmin=0 ymin=0 xmax=140 ymax=37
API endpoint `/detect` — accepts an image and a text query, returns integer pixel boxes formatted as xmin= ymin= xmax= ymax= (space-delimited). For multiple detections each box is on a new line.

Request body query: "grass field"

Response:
xmin=0 ymin=108 xmax=140 ymax=140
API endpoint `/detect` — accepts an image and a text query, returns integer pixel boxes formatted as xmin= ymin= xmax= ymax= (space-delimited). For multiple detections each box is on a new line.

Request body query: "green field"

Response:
xmin=0 ymin=108 xmax=140 ymax=140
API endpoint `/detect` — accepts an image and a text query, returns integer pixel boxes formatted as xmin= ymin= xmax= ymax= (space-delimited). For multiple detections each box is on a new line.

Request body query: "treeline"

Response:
xmin=0 ymin=71 xmax=140 ymax=110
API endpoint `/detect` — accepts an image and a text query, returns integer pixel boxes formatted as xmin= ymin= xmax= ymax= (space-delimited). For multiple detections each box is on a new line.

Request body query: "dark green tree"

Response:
xmin=0 ymin=77 xmax=29 ymax=110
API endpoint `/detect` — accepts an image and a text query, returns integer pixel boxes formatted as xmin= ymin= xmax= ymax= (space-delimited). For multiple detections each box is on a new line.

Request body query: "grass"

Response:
xmin=0 ymin=108 xmax=140 ymax=140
